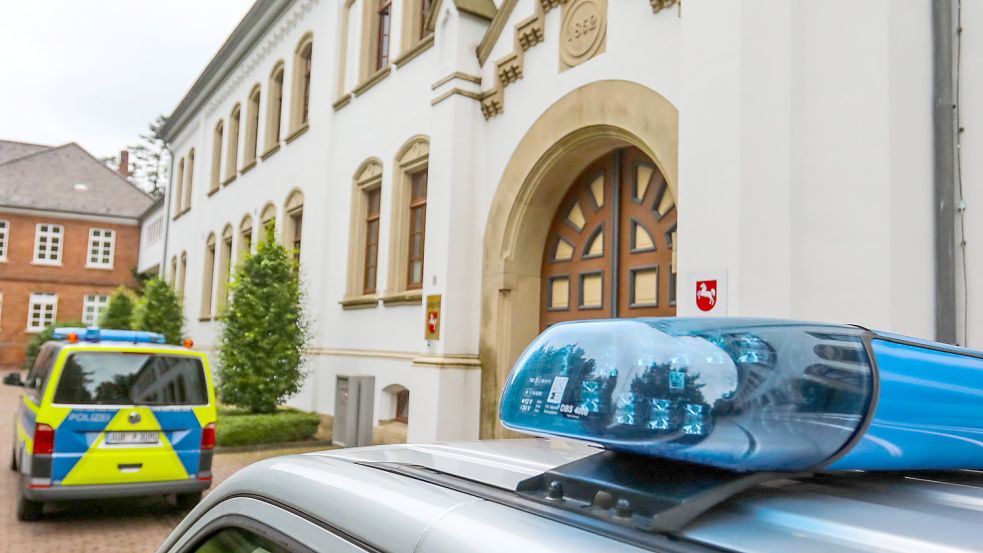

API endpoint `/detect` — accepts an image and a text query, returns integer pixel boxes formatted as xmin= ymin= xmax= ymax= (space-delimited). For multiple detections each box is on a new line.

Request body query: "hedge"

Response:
xmin=215 ymin=409 xmax=320 ymax=447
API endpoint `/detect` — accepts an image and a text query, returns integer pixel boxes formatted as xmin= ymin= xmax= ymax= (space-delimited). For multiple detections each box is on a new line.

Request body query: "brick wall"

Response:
xmin=0 ymin=210 xmax=142 ymax=370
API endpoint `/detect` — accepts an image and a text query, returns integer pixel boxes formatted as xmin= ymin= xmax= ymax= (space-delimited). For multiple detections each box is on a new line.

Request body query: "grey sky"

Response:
xmin=0 ymin=1 xmax=254 ymax=159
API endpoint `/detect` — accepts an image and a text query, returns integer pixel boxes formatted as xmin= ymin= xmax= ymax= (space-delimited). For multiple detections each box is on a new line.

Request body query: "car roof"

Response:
xmin=48 ymin=341 xmax=199 ymax=354
xmin=166 ymin=439 xmax=983 ymax=553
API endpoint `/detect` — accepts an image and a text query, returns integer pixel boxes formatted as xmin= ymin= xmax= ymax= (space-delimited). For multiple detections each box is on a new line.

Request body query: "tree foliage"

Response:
xmin=100 ymin=115 xmax=170 ymax=199
xmin=218 ymin=227 xmax=310 ymax=413
xmin=100 ymin=287 xmax=135 ymax=330
xmin=23 ymin=321 xmax=83 ymax=370
xmin=133 ymin=277 xmax=185 ymax=345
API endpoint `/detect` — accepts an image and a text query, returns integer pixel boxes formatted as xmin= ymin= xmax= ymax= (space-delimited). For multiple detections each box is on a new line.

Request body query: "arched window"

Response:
xmin=361 ymin=0 xmax=392 ymax=79
xmin=169 ymin=256 xmax=178 ymax=286
xmin=184 ymin=149 xmax=195 ymax=211
xmin=260 ymin=203 xmax=277 ymax=239
xmin=178 ymin=251 xmax=188 ymax=304
xmin=265 ymin=63 xmax=285 ymax=154
xmin=201 ymin=234 xmax=216 ymax=319
xmin=210 ymin=121 xmax=224 ymax=193
xmin=239 ymin=214 xmax=254 ymax=260
xmin=291 ymin=35 xmax=313 ymax=132
xmin=173 ymin=158 xmax=185 ymax=217
xmin=343 ymin=158 xmax=383 ymax=305
xmin=244 ymin=85 xmax=261 ymax=168
xmin=283 ymin=190 xmax=304 ymax=268
xmin=217 ymin=224 xmax=234 ymax=313
xmin=226 ymin=104 xmax=241 ymax=181
xmin=383 ymin=384 xmax=409 ymax=424
xmin=385 ymin=136 xmax=429 ymax=301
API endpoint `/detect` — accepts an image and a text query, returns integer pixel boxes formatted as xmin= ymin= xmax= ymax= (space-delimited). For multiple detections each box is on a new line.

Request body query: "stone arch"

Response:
xmin=479 ymin=80 xmax=678 ymax=438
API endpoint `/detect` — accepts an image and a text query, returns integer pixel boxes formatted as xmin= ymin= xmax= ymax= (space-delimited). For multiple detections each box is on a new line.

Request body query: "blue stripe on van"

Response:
xmin=51 ymin=409 xmax=116 ymax=481
xmin=153 ymin=409 xmax=203 ymax=476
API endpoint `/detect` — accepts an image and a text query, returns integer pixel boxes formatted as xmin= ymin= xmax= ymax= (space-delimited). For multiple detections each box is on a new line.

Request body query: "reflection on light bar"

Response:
xmin=499 ymin=318 xmax=983 ymax=472
xmin=52 ymin=327 xmax=166 ymax=344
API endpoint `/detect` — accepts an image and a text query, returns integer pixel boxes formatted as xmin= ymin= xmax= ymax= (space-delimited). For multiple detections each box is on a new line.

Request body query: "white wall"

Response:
xmin=163 ymin=0 xmax=978 ymax=444
xmin=958 ymin=0 xmax=982 ymax=349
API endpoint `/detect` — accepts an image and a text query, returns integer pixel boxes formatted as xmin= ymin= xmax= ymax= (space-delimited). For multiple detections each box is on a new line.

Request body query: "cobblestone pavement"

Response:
xmin=0 ymin=380 xmax=328 ymax=553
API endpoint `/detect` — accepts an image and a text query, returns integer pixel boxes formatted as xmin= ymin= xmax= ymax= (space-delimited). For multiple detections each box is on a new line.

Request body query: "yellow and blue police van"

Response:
xmin=4 ymin=327 xmax=217 ymax=521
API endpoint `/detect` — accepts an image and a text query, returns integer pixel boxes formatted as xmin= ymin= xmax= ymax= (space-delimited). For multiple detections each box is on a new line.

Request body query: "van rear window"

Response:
xmin=53 ymin=352 xmax=208 ymax=406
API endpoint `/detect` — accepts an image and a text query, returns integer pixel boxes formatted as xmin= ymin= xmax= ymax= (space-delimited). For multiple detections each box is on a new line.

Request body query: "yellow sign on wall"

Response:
xmin=425 ymin=295 xmax=441 ymax=340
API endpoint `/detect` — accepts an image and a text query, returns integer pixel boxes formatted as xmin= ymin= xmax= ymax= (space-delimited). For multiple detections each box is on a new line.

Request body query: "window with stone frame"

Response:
xmin=82 ymin=294 xmax=109 ymax=326
xmin=344 ymin=158 xmax=384 ymax=304
xmin=227 ymin=104 xmax=241 ymax=179
xmin=86 ymin=228 xmax=115 ymax=268
xmin=406 ymin=171 xmax=427 ymax=289
xmin=27 ymin=293 xmax=57 ymax=332
xmin=184 ymin=149 xmax=195 ymax=211
xmin=216 ymin=225 xmax=234 ymax=314
xmin=384 ymin=137 xmax=429 ymax=300
xmin=375 ymin=0 xmax=392 ymax=70
xmin=239 ymin=215 xmax=254 ymax=261
xmin=291 ymin=35 xmax=313 ymax=131
xmin=283 ymin=190 xmax=304 ymax=269
xmin=201 ymin=234 xmax=216 ymax=319
xmin=211 ymin=120 xmax=224 ymax=192
xmin=244 ymin=86 xmax=262 ymax=166
xmin=33 ymin=223 xmax=63 ymax=264
xmin=173 ymin=158 xmax=185 ymax=216
xmin=265 ymin=63 xmax=285 ymax=152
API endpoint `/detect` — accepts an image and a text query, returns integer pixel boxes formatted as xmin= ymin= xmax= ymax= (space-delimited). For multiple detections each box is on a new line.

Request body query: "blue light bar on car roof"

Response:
xmin=499 ymin=318 xmax=983 ymax=472
xmin=51 ymin=327 xmax=166 ymax=344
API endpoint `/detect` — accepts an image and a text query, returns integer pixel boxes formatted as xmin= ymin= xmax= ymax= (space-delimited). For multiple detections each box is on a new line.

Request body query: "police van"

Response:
xmin=5 ymin=328 xmax=217 ymax=521
xmin=155 ymin=318 xmax=983 ymax=553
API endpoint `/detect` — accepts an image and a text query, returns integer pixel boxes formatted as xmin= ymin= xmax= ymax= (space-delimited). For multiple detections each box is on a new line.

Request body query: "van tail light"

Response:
xmin=33 ymin=424 xmax=54 ymax=455
xmin=201 ymin=423 xmax=216 ymax=450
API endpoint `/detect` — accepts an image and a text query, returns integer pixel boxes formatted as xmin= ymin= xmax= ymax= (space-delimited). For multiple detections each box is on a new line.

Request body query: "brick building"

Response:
xmin=0 ymin=140 xmax=155 ymax=370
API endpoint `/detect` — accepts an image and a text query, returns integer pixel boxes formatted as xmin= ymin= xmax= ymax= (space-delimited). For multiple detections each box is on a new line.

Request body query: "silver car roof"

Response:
xmin=163 ymin=439 xmax=983 ymax=553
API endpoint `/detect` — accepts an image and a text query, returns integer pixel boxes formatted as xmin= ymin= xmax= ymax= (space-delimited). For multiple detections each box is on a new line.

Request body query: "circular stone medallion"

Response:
xmin=562 ymin=0 xmax=606 ymax=67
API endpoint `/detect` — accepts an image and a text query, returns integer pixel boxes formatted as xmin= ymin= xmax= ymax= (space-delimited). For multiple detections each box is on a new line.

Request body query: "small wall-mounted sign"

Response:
xmin=425 ymin=294 xmax=442 ymax=340
xmin=687 ymin=270 xmax=728 ymax=316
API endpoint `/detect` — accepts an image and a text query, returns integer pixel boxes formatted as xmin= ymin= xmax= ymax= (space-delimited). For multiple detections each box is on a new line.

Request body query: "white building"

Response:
xmin=155 ymin=0 xmax=981 ymax=442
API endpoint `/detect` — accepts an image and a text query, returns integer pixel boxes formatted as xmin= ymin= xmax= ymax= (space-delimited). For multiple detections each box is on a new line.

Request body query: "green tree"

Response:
xmin=23 ymin=321 xmax=83 ymax=369
xmin=218 ymin=226 xmax=310 ymax=413
xmin=100 ymin=287 xmax=135 ymax=330
xmin=133 ymin=277 xmax=185 ymax=344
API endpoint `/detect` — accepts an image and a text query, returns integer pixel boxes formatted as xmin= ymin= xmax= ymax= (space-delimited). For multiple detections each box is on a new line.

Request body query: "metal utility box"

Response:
xmin=333 ymin=375 xmax=375 ymax=448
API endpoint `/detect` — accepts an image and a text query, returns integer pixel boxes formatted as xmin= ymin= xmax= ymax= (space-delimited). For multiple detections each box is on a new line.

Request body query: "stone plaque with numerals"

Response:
xmin=560 ymin=0 xmax=607 ymax=71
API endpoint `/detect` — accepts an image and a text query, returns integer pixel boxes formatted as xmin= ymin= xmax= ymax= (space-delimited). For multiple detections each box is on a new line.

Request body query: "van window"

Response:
xmin=53 ymin=352 xmax=208 ymax=406
xmin=25 ymin=344 xmax=58 ymax=402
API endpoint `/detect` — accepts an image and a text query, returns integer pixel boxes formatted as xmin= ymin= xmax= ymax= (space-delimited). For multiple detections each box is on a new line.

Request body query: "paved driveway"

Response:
xmin=0 ymin=378 xmax=327 ymax=553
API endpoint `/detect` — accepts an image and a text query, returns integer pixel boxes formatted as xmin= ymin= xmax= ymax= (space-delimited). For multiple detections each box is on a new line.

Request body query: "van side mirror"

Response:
xmin=2 ymin=372 xmax=24 ymax=387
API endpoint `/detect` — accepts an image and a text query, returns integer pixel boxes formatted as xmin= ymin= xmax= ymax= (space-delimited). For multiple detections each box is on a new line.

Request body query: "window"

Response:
xmin=419 ymin=0 xmax=433 ymax=39
xmin=260 ymin=203 xmax=277 ymax=238
xmin=265 ymin=64 xmax=284 ymax=152
xmin=345 ymin=159 xmax=383 ymax=303
xmin=86 ymin=228 xmax=115 ymax=268
xmin=179 ymin=251 xmax=188 ymax=303
xmin=184 ymin=149 xmax=195 ymax=211
xmin=54 ymin=353 xmax=207 ymax=406
xmin=395 ymin=388 xmax=409 ymax=422
xmin=33 ymin=223 xmax=63 ymax=264
xmin=227 ymin=104 xmax=241 ymax=179
xmin=239 ymin=215 xmax=254 ymax=260
xmin=0 ymin=219 xmax=8 ymax=261
xmin=170 ymin=256 xmax=178 ymax=286
xmin=385 ymin=137 xmax=429 ymax=299
xmin=201 ymin=234 xmax=216 ymax=319
xmin=375 ymin=0 xmax=392 ymax=70
xmin=82 ymin=294 xmax=109 ymax=325
xmin=173 ymin=158 xmax=185 ymax=216
xmin=211 ymin=120 xmax=224 ymax=192
xmin=190 ymin=527 xmax=289 ymax=553
xmin=27 ymin=293 xmax=57 ymax=332
xmin=363 ymin=187 xmax=381 ymax=294
xmin=146 ymin=216 xmax=164 ymax=245
xmin=25 ymin=344 xmax=57 ymax=401
xmin=291 ymin=35 xmax=313 ymax=130
xmin=406 ymin=171 xmax=427 ymax=289
xmin=284 ymin=191 xmax=304 ymax=268
xmin=245 ymin=86 xmax=261 ymax=166
xmin=336 ymin=1 xmax=355 ymax=99
xmin=217 ymin=225 xmax=233 ymax=313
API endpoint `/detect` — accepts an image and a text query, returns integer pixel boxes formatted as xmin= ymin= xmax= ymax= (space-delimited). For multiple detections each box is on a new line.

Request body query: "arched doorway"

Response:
xmin=541 ymin=146 xmax=676 ymax=329
xmin=479 ymin=80 xmax=679 ymax=438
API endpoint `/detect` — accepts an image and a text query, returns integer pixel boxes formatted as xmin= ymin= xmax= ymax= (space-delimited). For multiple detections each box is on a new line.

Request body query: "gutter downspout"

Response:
xmin=932 ymin=0 xmax=958 ymax=344
xmin=161 ymin=144 xmax=175 ymax=281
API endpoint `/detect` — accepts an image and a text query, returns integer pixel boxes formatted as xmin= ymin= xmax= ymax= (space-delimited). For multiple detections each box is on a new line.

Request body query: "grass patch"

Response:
xmin=216 ymin=408 xmax=321 ymax=447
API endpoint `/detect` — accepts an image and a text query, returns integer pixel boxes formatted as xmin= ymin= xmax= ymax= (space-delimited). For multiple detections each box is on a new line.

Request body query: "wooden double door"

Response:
xmin=540 ymin=147 xmax=677 ymax=330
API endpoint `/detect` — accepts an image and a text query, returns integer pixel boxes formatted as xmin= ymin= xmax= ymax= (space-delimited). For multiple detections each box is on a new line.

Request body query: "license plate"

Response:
xmin=105 ymin=431 xmax=159 ymax=445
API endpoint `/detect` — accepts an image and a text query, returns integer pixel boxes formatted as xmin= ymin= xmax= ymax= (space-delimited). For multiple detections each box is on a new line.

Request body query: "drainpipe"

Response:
xmin=160 ymin=144 xmax=175 ymax=281
xmin=932 ymin=0 xmax=958 ymax=344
